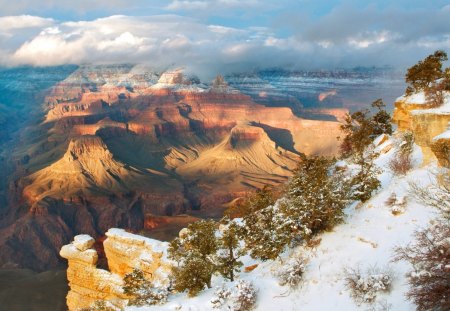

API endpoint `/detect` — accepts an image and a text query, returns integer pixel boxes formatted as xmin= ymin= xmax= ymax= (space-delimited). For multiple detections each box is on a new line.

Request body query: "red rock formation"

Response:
xmin=1 ymin=67 xmax=344 ymax=271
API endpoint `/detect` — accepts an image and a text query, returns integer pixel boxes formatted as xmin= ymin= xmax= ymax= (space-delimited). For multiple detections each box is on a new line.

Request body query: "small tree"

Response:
xmin=168 ymin=220 xmax=218 ymax=296
xmin=281 ymin=155 xmax=350 ymax=239
xmin=350 ymin=149 xmax=381 ymax=202
xmin=405 ymin=50 xmax=448 ymax=95
xmin=241 ymin=202 xmax=291 ymax=261
xmin=122 ymin=268 xmax=168 ymax=306
xmin=405 ymin=50 xmax=450 ymax=107
xmin=340 ymin=99 xmax=392 ymax=159
xmin=216 ymin=221 xmax=244 ymax=282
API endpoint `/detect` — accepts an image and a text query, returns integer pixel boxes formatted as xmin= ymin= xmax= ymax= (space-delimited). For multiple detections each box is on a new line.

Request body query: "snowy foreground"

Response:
xmin=128 ymin=138 xmax=438 ymax=311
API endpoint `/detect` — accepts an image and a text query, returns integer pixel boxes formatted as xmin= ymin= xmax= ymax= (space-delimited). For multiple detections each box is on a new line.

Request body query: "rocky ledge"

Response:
xmin=393 ymin=91 xmax=450 ymax=166
xmin=60 ymin=229 xmax=171 ymax=310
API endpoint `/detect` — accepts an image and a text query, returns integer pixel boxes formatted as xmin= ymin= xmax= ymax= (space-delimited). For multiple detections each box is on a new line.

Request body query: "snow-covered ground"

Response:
xmin=128 ymin=137 xmax=439 ymax=311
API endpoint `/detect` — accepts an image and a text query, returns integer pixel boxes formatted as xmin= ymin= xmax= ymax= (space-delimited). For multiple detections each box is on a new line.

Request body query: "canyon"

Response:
xmin=0 ymin=65 xmax=346 ymax=272
xmin=0 ymin=65 xmax=405 ymax=273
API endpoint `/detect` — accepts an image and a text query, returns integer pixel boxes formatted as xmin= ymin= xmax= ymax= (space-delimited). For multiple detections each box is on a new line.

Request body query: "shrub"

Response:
xmin=389 ymin=132 xmax=414 ymax=175
xmin=350 ymin=150 xmax=381 ymax=202
xmin=211 ymin=286 xmax=232 ymax=309
xmin=281 ymin=155 xmax=350 ymax=240
xmin=344 ymin=266 xmax=393 ymax=305
xmin=122 ymin=268 xmax=168 ymax=306
xmin=384 ymin=193 xmax=407 ymax=215
xmin=241 ymin=202 xmax=291 ymax=261
xmin=394 ymin=221 xmax=450 ymax=311
xmin=409 ymin=173 xmax=450 ymax=220
xmin=168 ymin=219 xmax=218 ymax=296
xmin=275 ymin=254 xmax=308 ymax=288
xmin=211 ymin=280 xmax=258 ymax=311
xmin=340 ymin=99 xmax=392 ymax=159
xmin=389 ymin=155 xmax=412 ymax=176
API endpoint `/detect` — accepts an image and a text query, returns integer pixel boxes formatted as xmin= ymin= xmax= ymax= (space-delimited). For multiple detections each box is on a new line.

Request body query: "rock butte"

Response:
xmin=1 ymin=66 xmax=347 ymax=270
xmin=60 ymin=229 xmax=171 ymax=310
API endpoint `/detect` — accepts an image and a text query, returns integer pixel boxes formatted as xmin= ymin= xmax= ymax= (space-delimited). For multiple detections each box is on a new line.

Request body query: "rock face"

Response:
xmin=393 ymin=92 xmax=450 ymax=165
xmin=1 ymin=65 xmax=345 ymax=271
xmin=60 ymin=229 xmax=170 ymax=310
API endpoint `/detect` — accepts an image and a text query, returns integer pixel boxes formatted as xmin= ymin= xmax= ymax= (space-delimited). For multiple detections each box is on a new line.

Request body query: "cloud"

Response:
xmin=0 ymin=15 xmax=53 ymax=30
xmin=166 ymin=0 xmax=260 ymax=11
xmin=1 ymin=2 xmax=450 ymax=75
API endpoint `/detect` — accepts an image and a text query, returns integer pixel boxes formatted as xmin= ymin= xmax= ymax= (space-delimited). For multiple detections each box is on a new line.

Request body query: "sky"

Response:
xmin=0 ymin=0 xmax=449 ymax=75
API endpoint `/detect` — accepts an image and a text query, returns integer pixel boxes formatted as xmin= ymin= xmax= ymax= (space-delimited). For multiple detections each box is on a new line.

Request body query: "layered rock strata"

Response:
xmin=60 ymin=229 xmax=170 ymax=310
xmin=393 ymin=92 xmax=450 ymax=165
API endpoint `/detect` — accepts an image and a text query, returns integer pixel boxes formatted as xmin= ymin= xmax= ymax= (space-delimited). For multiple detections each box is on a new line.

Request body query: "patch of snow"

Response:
xmin=433 ymin=123 xmax=450 ymax=141
xmin=106 ymin=228 xmax=169 ymax=253
xmin=73 ymin=234 xmax=95 ymax=251
xmin=396 ymin=92 xmax=426 ymax=104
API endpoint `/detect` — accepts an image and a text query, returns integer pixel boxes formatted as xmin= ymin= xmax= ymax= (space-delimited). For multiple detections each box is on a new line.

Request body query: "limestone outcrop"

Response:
xmin=393 ymin=92 xmax=450 ymax=165
xmin=60 ymin=229 xmax=171 ymax=310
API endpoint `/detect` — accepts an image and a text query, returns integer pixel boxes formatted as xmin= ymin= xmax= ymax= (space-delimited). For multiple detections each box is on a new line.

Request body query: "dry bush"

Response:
xmin=211 ymin=280 xmax=257 ymax=311
xmin=409 ymin=172 xmax=450 ymax=220
xmin=384 ymin=193 xmax=407 ymax=215
xmin=344 ymin=266 xmax=393 ymax=305
xmin=389 ymin=155 xmax=412 ymax=176
xmin=394 ymin=221 xmax=450 ymax=311
xmin=275 ymin=254 xmax=308 ymax=289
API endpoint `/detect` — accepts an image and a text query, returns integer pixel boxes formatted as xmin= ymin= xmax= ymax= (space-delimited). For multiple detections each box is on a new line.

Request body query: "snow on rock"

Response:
xmin=104 ymin=229 xmax=171 ymax=286
xmin=61 ymin=230 xmax=173 ymax=310
xmin=393 ymin=91 xmax=450 ymax=164
xmin=396 ymin=92 xmax=426 ymax=104
xmin=73 ymin=234 xmax=95 ymax=251
xmin=433 ymin=122 xmax=450 ymax=141
xmin=60 ymin=234 xmax=128 ymax=310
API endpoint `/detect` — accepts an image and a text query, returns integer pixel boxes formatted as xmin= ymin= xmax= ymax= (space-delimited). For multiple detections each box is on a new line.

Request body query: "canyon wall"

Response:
xmin=1 ymin=66 xmax=346 ymax=271
xmin=60 ymin=229 xmax=171 ymax=310
xmin=392 ymin=93 xmax=450 ymax=166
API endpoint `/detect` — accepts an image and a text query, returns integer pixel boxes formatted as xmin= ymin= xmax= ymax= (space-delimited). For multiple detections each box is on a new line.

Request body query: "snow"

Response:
xmin=73 ymin=234 xmax=95 ymax=251
xmin=396 ymin=92 xmax=426 ymax=104
xmin=106 ymin=228 xmax=169 ymax=254
xmin=126 ymin=140 xmax=439 ymax=311
xmin=433 ymin=124 xmax=450 ymax=141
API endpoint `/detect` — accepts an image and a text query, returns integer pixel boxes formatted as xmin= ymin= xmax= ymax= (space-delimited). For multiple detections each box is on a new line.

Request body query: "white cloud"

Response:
xmin=1 ymin=9 xmax=450 ymax=74
xmin=166 ymin=0 xmax=260 ymax=11
xmin=0 ymin=15 xmax=54 ymax=30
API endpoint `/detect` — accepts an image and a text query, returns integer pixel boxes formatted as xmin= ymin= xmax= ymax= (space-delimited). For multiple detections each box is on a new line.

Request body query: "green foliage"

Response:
xmin=281 ymin=155 xmax=350 ymax=239
xmin=168 ymin=220 xmax=218 ymax=296
xmin=122 ymin=268 xmax=168 ymax=306
xmin=171 ymin=254 xmax=216 ymax=297
xmin=350 ymin=150 xmax=381 ymax=202
xmin=405 ymin=50 xmax=450 ymax=107
xmin=241 ymin=201 xmax=291 ymax=261
xmin=405 ymin=50 xmax=448 ymax=94
xmin=216 ymin=221 xmax=244 ymax=281
xmin=340 ymin=99 xmax=392 ymax=158
xmin=225 ymin=186 xmax=276 ymax=219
